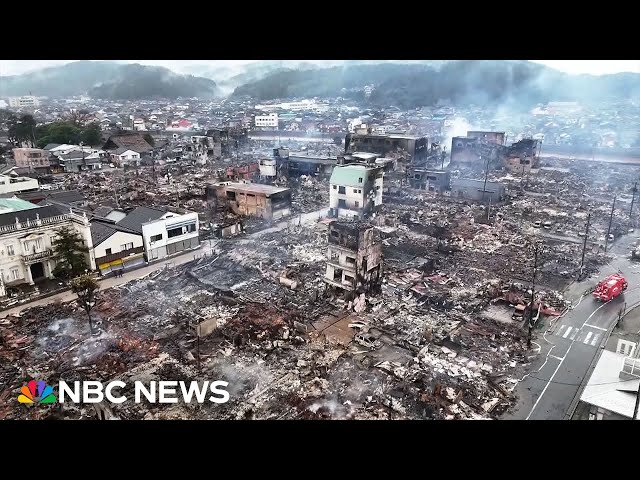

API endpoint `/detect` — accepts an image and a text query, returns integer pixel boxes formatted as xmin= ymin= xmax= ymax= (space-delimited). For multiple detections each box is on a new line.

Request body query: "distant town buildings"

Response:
xmin=8 ymin=96 xmax=39 ymax=108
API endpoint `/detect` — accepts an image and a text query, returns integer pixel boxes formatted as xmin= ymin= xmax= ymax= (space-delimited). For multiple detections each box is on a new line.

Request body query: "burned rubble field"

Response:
xmin=2 ymin=156 xmax=633 ymax=420
xmin=2 ymin=219 xmax=536 ymax=420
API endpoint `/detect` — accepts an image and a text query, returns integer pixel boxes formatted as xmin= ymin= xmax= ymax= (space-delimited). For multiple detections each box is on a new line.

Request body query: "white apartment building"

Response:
xmin=0 ymin=202 xmax=94 ymax=296
xmin=9 ymin=96 xmax=40 ymax=108
xmin=329 ymin=164 xmax=384 ymax=219
xmin=254 ymin=113 xmax=279 ymax=128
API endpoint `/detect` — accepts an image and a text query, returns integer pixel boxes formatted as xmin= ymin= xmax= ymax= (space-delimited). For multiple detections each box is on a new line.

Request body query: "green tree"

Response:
xmin=52 ymin=225 xmax=89 ymax=279
xmin=81 ymin=122 xmax=102 ymax=146
xmin=35 ymin=121 xmax=82 ymax=148
xmin=8 ymin=114 xmax=36 ymax=147
xmin=71 ymin=275 xmax=100 ymax=334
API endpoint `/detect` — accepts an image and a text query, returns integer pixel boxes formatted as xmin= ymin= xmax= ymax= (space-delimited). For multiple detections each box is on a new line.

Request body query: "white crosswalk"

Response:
xmin=555 ymin=324 xmax=601 ymax=347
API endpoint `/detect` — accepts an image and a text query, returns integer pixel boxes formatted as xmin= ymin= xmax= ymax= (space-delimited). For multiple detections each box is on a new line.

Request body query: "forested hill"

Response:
xmin=0 ymin=61 xmax=219 ymax=100
xmin=231 ymin=61 xmax=640 ymax=108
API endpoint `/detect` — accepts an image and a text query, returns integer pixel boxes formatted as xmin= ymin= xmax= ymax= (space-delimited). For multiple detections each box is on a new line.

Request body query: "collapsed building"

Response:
xmin=323 ymin=221 xmax=383 ymax=295
xmin=450 ymin=131 xmax=540 ymax=171
xmin=345 ymin=128 xmax=428 ymax=164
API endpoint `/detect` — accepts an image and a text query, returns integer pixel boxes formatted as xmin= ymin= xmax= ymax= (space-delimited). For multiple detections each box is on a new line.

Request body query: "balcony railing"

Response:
xmin=95 ymin=246 xmax=144 ymax=266
xmin=0 ymin=212 xmax=87 ymax=234
xmin=23 ymin=249 xmax=53 ymax=263
xmin=621 ymin=357 xmax=640 ymax=380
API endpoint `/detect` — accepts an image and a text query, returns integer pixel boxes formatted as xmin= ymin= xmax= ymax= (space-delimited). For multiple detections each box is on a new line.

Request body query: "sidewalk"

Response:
xmin=0 ymin=245 xmax=210 ymax=318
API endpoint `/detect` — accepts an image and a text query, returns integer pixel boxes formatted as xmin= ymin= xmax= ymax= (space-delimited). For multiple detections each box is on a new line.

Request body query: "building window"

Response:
xmin=338 ymin=199 xmax=347 ymax=208
xmin=353 ymin=188 xmax=358 ymax=194
xmin=151 ymin=234 xmax=163 ymax=242
xmin=345 ymin=256 xmax=356 ymax=265
xmin=354 ymin=201 xmax=359 ymax=208
xmin=186 ymin=224 xmax=196 ymax=233
xmin=338 ymin=186 xmax=346 ymax=194
xmin=358 ymin=189 xmax=362 ymax=193
xmin=11 ymin=268 xmax=19 ymax=280
xmin=167 ymin=227 xmax=183 ymax=239
xmin=6 ymin=245 xmax=14 ymax=256
xmin=376 ymin=186 xmax=380 ymax=190
xmin=330 ymin=251 xmax=339 ymax=261
xmin=358 ymin=178 xmax=363 ymax=183
xmin=332 ymin=185 xmax=337 ymax=190
xmin=105 ymin=248 xmax=112 ymax=255
xmin=121 ymin=243 xmax=133 ymax=251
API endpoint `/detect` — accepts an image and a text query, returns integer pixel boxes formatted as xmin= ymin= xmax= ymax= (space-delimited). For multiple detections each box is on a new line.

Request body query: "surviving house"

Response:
xmin=329 ymin=164 xmax=383 ymax=219
xmin=91 ymin=219 xmax=144 ymax=275
xmin=323 ymin=221 xmax=383 ymax=294
xmin=0 ymin=201 xmax=94 ymax=295
xmin=117 ymin=206 xmax=200 ymax=262
xmin=0 ymin=174 xmax=39 ymax=195
xmin=575 ymin=307 xmax=640 ymax=420
xmin=102 ymin=133 xmax=153 ymax=161
xmin=208 ymin=182 xmax=292 ymax=220
xmin=45 ymin=190 xmax=88 ymax=209
xmin=56 ymin=151 xmax=102 ymax=172
xmin=110 ymin=148 xmax=141 ymax=167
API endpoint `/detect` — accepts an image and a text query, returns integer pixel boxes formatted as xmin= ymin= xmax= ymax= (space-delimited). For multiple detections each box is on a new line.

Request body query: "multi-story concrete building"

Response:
xmin=8 ymin=96 xmax=39 ymax=108
xmin=0 ymin=200 xmax=94 ymax=295
xmin=12 ymin=148 xmax=51 ymax=170
xmin=345 ymin=130 xmax=428 ymax=164
xmin=116 ymin=206 xmax=200 ymax=262
xmin=208 ymin=182 xmax=292 ymax=220
xmin=329 ymin=164 xmax=383 ymax=219
xmin=254 ymin=113 xmax=279 ymax=128
xmin=323 ymin=221 xmax=383 ymax=294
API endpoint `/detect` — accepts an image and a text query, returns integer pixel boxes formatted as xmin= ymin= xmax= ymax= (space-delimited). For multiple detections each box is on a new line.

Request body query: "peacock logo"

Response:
xmin=18 ymin=380 xmax=57 ymax=404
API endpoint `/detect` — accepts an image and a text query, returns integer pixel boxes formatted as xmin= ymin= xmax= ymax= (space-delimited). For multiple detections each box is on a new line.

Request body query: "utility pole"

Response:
xmin=630 ymin=182 xmax=638 ymax=218
xmin=527 ymin=244 xmax=540 ymax=348
xmin=481 ymin=155 xmax=489 ymax=202
xmin=634 ymin=377 xmax=640 ymax=420
xmin=579 ymin=213 xmax=591 ymax=277
xmin=605 ymin=195 xmax=616 ymax=253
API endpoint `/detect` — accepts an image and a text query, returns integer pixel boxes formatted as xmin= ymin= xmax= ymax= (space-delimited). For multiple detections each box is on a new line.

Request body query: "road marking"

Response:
xmin=584 ymin=323 xmax=607 ymax=331
xmin=562 ymin=326 xmax=573 ymax=338
xmin=584 ymin=332 xmax=593 ymax=344
xmin=526 ymin=299 xmax=610 ymax=420
xmin=591 ymin=335 xmax=599 ymax=346
xmin=569 ymin=329 xmax=578 ymax=341
xmin=549 ymin=355 xmax=564 ymax=361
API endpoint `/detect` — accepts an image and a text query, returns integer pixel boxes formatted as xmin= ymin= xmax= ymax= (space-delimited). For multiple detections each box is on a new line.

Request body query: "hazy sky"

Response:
xmin=0 ymin=60 xmax=638 ymax=76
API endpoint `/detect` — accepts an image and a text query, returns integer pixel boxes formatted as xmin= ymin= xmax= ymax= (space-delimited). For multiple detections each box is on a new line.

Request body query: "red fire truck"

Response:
xmin=592 ymin=273 xmax=628 ymax=301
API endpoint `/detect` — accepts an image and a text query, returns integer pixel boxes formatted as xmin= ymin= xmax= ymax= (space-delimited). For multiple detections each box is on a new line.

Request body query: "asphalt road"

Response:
xmin=505 ymin=240 xmax=640 ymax=420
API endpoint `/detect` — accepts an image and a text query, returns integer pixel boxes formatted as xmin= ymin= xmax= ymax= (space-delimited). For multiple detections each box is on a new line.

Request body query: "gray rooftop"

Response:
xmin=116 ymin=206 xmax=166 ymax=233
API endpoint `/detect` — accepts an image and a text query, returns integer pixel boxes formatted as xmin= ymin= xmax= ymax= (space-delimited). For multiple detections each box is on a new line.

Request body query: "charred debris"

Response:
xmin=2 ymin=151 xmax=637 ymax=420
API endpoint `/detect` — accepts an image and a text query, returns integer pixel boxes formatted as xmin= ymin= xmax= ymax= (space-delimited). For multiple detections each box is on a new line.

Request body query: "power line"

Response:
xmin=523 ymin=373 xmax=639 ymax=387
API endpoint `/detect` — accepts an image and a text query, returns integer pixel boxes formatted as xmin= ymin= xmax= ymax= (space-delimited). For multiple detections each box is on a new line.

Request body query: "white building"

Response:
xmin=254 ymin=113 xmax=279 ymax=128
xmin=0 ymin=201 xmax=94 ymax=295
xmin=116 ymin=206 xmax=200 ymax=262
xmin=111 ymin=149 xmax=141 ymax=167
xmin=329 ymin=164 xmax=384 ymax=219
xmin=9 ymin=96 xmax=39 ymax=108
xmin=0 ymin=175 xmax=39 ymax=195
xmin=91 ymin=219 xmax=145 ymax=275
xmin=259 ymin=158 xmax=277 ymax=178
